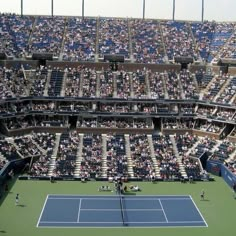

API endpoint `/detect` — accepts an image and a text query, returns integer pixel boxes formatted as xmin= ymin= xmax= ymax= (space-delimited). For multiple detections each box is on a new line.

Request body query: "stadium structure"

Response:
xmin=0 ymin=0 xmax=236 ymax=196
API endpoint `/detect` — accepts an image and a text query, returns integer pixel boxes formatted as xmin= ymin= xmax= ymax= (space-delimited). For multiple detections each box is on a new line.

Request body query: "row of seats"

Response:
xmin=1 ymin=14 xmax=236 ymax=62
xmin=2 ymin=66 xmax=236 ymax=107
xmin=0 ymin=132 xmax=212 ymax=179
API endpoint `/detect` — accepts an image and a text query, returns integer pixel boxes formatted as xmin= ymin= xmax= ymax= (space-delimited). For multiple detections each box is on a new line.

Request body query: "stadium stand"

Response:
xmin=1 ymin=14 xmax=236 ymax=183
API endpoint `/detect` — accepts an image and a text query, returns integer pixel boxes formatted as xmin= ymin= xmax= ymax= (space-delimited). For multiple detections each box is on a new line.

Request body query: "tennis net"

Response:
xmin=118 ymin=191 xmax=126 ymax=226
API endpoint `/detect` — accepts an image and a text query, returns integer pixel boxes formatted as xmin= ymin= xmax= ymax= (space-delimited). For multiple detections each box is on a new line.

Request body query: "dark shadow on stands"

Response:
xmin=0 ymin=176 xmax=17 ymax=207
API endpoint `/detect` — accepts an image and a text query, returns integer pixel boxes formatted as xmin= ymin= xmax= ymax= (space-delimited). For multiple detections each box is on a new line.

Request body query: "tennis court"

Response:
xmin=37 ymin=194 xmax=207 ymax=228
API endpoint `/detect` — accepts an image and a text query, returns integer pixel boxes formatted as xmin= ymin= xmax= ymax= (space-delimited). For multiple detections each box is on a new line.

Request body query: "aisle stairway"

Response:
xmin=74 ymin=133 xmax=84 ymax=177
xmin=124 ymin=134 xmax=134 ymax=178
xmin=48 ymin=133 xmax=61 ymax=176
xmin=169 ymin=135 xmax=188 ymax=179
xmin=101 ymin=134 xmax=108 ymax=178
xmin=147 ymin=135 xmax=161 ymax=178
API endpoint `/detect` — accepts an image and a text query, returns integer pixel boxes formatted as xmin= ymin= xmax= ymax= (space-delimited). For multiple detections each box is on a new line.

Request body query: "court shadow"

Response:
xmin=17 ymin=204 xmax=26 ymax=207
xmin=0 ymin=176 xmax=17 ymax=207
xmin=0 ymin=230 xmax=6 ymax=233
xmin=201 ymin=199 xmax=210 ymax=202
xmin=123 ymin=192 xmax=136 ymax=195
xmin=4 ymin=191 xmax=13 ymax=194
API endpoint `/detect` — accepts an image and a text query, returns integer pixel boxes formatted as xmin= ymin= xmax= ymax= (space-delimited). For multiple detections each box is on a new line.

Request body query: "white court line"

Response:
xmin=48 ymin=198 xmax=83 ymax=200
xmin=37 ymin=225 xmax=207 ymax=229
xmin=77 ymin=199 xmax=82 ymax=222
xmin=48 ymin=197 xmax=191 ymax=201
xmin=48 ymin=194 xmax=190 ymax=197
xmin=189 ymin=195 xmax=208 ymax=227
xmin=158 ymin=198 xmax=191 ymax=201
xmin=158 ymin=199 xmax=168 ymax=223
xmin=39 ymin=220 xmax=205 ymax=224
xmin=121 ymin=198 xmax=191 ymax=201
xmin=40 ymin=195 xmax=206 ymax=228
xmin=36 ymin=195 xmax=49 ymax=227
xmin=80 ymin=209 xmax=163 ymax=211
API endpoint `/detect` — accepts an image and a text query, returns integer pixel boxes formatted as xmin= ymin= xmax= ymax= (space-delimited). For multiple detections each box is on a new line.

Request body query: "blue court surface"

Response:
xmin=37 ymin=195 xmax=207 ymax=228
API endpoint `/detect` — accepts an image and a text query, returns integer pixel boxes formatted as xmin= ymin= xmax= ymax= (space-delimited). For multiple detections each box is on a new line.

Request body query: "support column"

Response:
xmin=143 ymin=0 xmax=145 ymax=19
xmin=202 ymin=0 xmax=204 ymax=22
xmin=82 ymin=0 xmax=84 ymax=19
xmin=51 ymin=0 xmax=54 ymax=17
xmin=172 ymin=0 xmax=175 ymax=21
xmin=21 ymin=0 xmax=23 ymax=17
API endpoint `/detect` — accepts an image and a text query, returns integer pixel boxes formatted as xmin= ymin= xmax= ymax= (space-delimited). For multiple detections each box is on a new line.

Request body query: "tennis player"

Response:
xmin=15 ymin=193 xmax=19 ymax=205
xmin=200 ymin=189 xmax=205 ymax=200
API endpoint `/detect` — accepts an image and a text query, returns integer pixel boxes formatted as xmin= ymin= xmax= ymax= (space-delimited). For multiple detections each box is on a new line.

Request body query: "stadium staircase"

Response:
xmin=200 ymin=75 xmax=215 ymax=99
xmin=187 ymin=22 xmax=201 ymax=62
xmin=200 ymin=73 xmax=214 ymax=91
xmin=96 ymin=71 xmax=101 ymax=97
xmin=147 ymin=135 xmax=161 ymax=178
xmin=226 ymin=147 xmax=236 ymax=164
xmin=158 ymin=22 xmax=168 ymax=63
xmin=210 ymin=140 xmax=222 ymax=154
xmin=213 ymin=28 xmax=236 ymax=60
xmin=193 ymin=74 xmax=200 ymax=93
xmin=124 ymin=134 xmax=134 ymax=178
xmin=25 ymin=68 xmax=36 ymax=95
xmin=194 ymin=72 xmax=204 ymax=88
xmin=204 ymin=74 xmax=216 ymax=91
xmin=127 ymin=19 xmax=135 ymax=63
xmin=58 ymin=17 xmax=68 ymax=61
xmin=213 ymin=76 xmax=232 ymax=102
xmin=78 ymin=71 xmax=84 ymax=97
xmin=177 ymin=74 xmax=185 ymax=99
xmin=145 ymin=72 xmax=151 ymax=98
xmin=129 ymin=72 xmax=135 ymax=98
xmin=169 ymin=135 xmax=188 ymax=179
xmin=43 ymin=69 xmax=52 ymax=96
xmin=27 ymin=17 xmax=37 ymax=51
xmin=101 ymin=134 xmax=108 ymax=178
xmin=162 ymin=72 xmax=169 ymax=99
xmin=27 ymin=135 xmax=47 ymax=155
xmin=60 ymin=70 xmax=67 ymax=97
xmin=230 ymin=93 xmax=236 ymax=104
xmin=185 ymin=139 xmax=202 ymax=157
xmin=21 ymin=66 xmax=31 ymax=96
xmin=213 ymin=76 xmax=228 ymax=100
xmin=95 ymin=17 xmax=100 ymax=62
xmin=113 ymin=72 xmax=118 ymax=98
xmin=74 ymin=133 xmax=84 ymax=178
xmin=228 ymin=77 xmax=236 ymax=104
xmin=48 ymin=133 xmax=61 ymax=176
xmin=5 ymin=138 xmax=25 ymax=159
xmin=188 ymin=138 xmax=221 ymax=160
xmin=212 ymin=107 xmax=218 ymax=116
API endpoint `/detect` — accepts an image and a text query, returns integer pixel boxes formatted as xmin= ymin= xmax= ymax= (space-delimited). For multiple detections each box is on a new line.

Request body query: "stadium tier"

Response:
xmin=0 ymin=14 xmax=236 ymax=184
xmin=0 ymin=14 xmax=236 ymax=62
